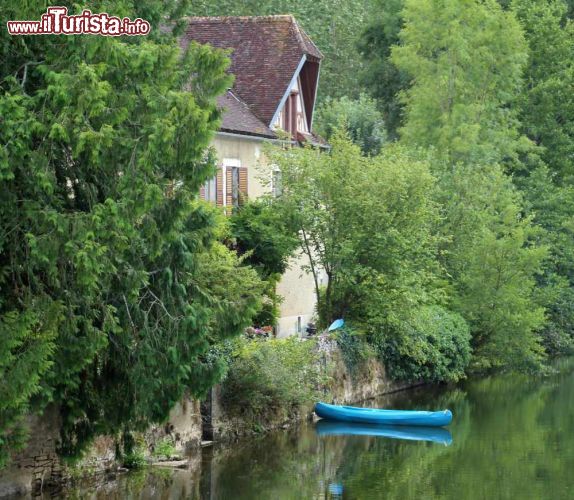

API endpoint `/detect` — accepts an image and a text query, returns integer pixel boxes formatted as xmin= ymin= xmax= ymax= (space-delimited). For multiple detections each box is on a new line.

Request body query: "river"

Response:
xmin=38 ymin=358 xmax=574 ymax=499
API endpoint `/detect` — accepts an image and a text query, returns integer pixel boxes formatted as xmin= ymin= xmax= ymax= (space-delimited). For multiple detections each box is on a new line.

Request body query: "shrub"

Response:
xmin=229 ymin=200 xmax=300 ymax=278
xmin=334 ymin=327 xmax=373 ymax=377
xmin=152 ymin=437 xmax=177 ymax=459
xmin=371 ymin=305 xmax=472 ymax=383
xmin=221 ymin=337 xmax=320 ymax=420
xmin=123 ymin=448 xmax=147 ymax=469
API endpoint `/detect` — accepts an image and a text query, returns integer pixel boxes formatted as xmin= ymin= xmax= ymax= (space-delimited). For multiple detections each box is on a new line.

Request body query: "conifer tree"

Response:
xmin=1 ymin=0 xmax=261 ymax=461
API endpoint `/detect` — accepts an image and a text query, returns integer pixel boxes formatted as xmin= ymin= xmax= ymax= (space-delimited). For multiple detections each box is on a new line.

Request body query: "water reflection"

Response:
xmin=29 ymin=357 xmax=574 ymax=499
xmin=315 ymin=420 xmax=453 ymax=445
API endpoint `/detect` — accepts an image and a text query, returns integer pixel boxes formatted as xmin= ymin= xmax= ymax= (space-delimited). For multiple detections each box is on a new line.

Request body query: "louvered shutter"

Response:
xmin=238 ymin=167 xmax=248 ymax=205
xmin=216 ymin=168 xmax=224 ymax=206
xmin=199 ymin=184 xmax=205 ymax=200
xmin=226 ymin=167 xmax=234 ymax=208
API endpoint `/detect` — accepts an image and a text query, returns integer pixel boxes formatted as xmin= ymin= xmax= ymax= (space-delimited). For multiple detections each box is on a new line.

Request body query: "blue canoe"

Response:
xmin=315 ymin=420 xmax=452 ymax=445
xmin=315 ymin=402 xmax=452 ymax=427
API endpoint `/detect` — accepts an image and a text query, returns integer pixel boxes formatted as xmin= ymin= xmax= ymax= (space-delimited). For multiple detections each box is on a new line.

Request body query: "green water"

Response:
xmin=53 ymin=358 xmax=574 ymax=499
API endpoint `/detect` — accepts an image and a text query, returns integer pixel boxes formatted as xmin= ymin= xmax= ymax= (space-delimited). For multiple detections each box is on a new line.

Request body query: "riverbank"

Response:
xmin=9 ymin=358 xmax=574 ymax=499
xmin=0 ymin=335 xmax=417 ymax=498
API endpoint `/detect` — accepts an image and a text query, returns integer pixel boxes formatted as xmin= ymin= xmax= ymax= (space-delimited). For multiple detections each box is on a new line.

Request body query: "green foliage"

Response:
xmin=229 ymin=199 xmax=299 ymax=278
xmin=267 ymin=132 xmax=444 ymax=329
xmin=371 ymin=305 xmax=472 ymax=383
xmin=221 ymin=337 xmax=320 ymax=420
xmin=509 ymin=0 xmax=574 ymax=355
xmin=0 ymin=0 xmax=262 ymax=463
xmin=334 ymin=327 xmax=373 ymax=376
xmin=386 ymin=0 xmax=548 ymax=370
xmin=0 ymin=303 xmax=60 ymax=463
xmin=437 ymin=164 xmax=547 ymax=371
xmin=228 ymin=199 xmax=298 ymax=327
xmin=358 ymin=0 xmax=406 ymax=139
xmin=315 ymin=94 xmax=385 ymax=155
xmin=152 ymin=437 xmax=177 ymax=459
xmin=512 ymin=0 xmax=574 ymax=183
xmin=392 ymin=0 xmax=528 ymax=164
xmin=123 ymin=448 xmax=147 ymax=469
xmin=513 ymin=166 xmax=574 ymax=356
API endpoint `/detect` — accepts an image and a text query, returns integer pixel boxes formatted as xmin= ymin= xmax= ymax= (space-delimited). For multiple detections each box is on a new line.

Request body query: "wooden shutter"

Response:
xmin=226 ymin=167 xmax=233 ymax=208
xmin=216 ymin=168 xmax=224 ymax=206
xmin=238 ymin=167 xmax=248 ymax=205
xmin=199 ymin=184 xmax=205 ymax=200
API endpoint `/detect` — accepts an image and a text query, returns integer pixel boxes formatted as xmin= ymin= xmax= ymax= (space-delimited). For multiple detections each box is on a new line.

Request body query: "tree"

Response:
xmin=268 ymin=133 xmax=472 ymax=381
xmin=228 ymin=199 xmax=300 ymax=327
xmin=512 ymin=0 xmax=574 ymax=183
xmin=437 ymin=164 xmax=547 ymax=370
xmin=507 ymin=0 xmax=574 ymax=354
xmin=392 ymin=0 xmax=528 ymax=165
xmin=390 ymin=0 xmax=547 ymax=370
xmin=1 ymin=0 xmax=262 ymax=461
xmin=358 ymin=0 xmax=407 ymax=140
xmin=267 ymin=132 xmax=444 ymax=328
xmin=314 ymin=94 xmax=386 ymax=155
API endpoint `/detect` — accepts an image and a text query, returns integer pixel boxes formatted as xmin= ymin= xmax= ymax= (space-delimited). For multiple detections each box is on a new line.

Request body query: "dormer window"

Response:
xmin=274 ymin=77 xmax=309 ymax=137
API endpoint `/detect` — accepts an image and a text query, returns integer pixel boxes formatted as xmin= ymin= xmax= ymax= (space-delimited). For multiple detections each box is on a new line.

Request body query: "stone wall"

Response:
xmin=0 ymin=399 xmax=202 ymax=498
xmin=0 ymin=405 xmax=62 ymax=498
xmin=207 ymin=342 xmax=419 ymax=441
xmin=145 ymin=398 xmax=203 ymax=455
xmin=0 ymin=345 xmax=417 ymax=497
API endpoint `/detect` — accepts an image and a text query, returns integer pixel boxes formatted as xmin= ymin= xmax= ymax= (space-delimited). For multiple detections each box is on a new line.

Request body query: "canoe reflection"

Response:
xmin=315 ymin=420 xmax=453 ymax=445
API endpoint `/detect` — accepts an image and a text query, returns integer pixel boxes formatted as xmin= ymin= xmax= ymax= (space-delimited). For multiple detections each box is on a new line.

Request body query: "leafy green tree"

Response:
xmin=267 ymin=132 xmax=444 ymax=328
xmin=437 ymin=164 xmax=547 ymax=370
xmin=314 ymin=94 xmax=385 ymax=155
xmin=268 ymin=132 xmax=472 ymax=380
xmin=508 ymin=0 xmax=574 ymax=354
xmin=358 ymin=0 xmax=406 ymax=140
xmin=373 ymin=305 xmax=472 ymax=383
xmin=392 ymin=0 xmax=528 ymax=165
xmin=228 ymin=199 xmax=300 ymax=327
xmin=1 ymin=0 xmax=262 ymax=461
xmin=390 ymin=0 xmax=547 ymax=370
xmin=512 ymin=0 xmax=574 ymax=183
xmin=229 ymin=199 xmax=300 ymax=279
xmin=514 ymin=165 xmax=574 ymax=355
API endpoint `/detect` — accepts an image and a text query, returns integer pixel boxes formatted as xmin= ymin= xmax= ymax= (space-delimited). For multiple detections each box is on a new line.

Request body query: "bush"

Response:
xmin=370 ymin=305 xmax=472 ymax=383
xmin=152 ymin=437 xmax=177 ymax=459
xmin=221 ymin=337 xmax=320 ymax=420
xmin=315 ymin=94 xmax=386 ymax=155
xmin=334 ymin=327 xmax=373 ymax=377
xmin=123 ymin=448 xmax=147 ymax=469
xmin=229 ymin=200 xmax=300 ymax=278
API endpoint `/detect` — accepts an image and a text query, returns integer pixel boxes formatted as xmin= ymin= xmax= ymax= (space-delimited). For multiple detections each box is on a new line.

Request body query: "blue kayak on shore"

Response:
xmin=315 ymin=402 xmax=452 ymax=427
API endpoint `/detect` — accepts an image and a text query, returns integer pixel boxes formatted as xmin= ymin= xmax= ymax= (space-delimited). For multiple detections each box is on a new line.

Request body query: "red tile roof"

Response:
xmin=181 ymin=15 xmax=323 ymax=135
xmin=217 ymin=91 xmax=276 ymax=138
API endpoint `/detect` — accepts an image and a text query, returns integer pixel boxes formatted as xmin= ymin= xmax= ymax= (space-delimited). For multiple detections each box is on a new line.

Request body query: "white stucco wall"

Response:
xmin=211 ymin=133 xmax=320 ymax=336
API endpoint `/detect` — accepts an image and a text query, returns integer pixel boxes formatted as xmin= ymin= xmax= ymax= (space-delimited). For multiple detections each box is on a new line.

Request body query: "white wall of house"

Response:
xmin=212 ymin=133 xmax=319 ymax=336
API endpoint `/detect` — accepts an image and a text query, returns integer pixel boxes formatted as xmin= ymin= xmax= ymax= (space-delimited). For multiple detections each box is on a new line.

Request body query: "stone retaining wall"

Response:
xmin=0 ymin=344 xmax=417 ymax=497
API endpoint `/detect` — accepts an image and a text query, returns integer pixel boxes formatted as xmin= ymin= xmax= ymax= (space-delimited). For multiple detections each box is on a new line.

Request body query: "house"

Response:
xmin=180 ymin=16 xmax=325 ymax=337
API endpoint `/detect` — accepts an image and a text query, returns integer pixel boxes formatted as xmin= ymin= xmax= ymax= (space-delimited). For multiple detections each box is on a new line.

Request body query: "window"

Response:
xmin=222 ymin=159 xmax=247 ymax=211
xmin=203 ymin=176 xmax=216 ymax=202
xmin=231 ymin=166 xmax=240 ymax=207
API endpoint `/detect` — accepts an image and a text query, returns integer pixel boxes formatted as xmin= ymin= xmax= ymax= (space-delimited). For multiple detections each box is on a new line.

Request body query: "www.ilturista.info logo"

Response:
xmin=6 ymin=7 xmax=151 ymax=36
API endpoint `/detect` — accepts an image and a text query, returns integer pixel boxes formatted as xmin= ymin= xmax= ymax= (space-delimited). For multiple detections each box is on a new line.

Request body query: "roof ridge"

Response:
xmin=290 ymin=17 xmax=324 ymax=60
xmin=184 ymin=15 xmax=296 ymax=23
